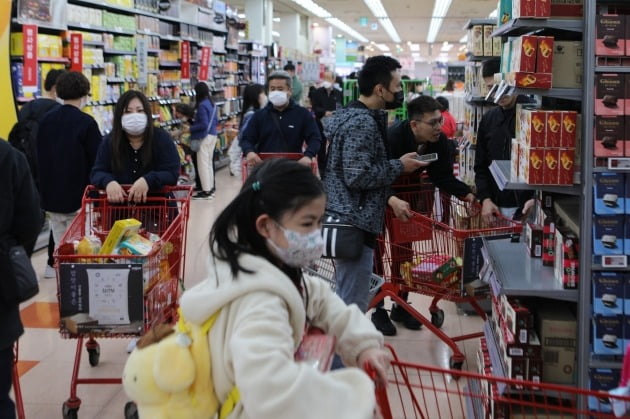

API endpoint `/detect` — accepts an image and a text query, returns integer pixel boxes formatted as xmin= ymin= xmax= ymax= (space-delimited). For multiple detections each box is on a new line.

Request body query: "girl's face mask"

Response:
xmin=267 ymin=223 xmax=324 ymax=268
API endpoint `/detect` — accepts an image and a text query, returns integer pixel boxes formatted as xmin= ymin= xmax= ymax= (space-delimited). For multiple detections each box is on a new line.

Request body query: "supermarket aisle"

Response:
xmin=13 ymin=168 xmax=482 ymax=418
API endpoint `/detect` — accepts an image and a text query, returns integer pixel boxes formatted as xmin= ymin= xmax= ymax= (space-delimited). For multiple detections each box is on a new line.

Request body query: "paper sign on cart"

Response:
xmin=87 ymin=268 xmax=130 ymax=324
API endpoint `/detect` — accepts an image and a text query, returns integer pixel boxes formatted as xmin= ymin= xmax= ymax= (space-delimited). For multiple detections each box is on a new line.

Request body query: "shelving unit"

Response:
xmin=489 ymin=160 xmax=581 ymax=195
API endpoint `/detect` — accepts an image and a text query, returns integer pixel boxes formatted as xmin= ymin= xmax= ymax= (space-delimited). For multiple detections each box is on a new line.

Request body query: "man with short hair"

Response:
xmin=323 ymin=55 xmax=426 ymax=317
xmin=283 ymin=62 xmax=303 ymax=104
xmin=310 ymin=70 xmax=343 ymax=178
xmin=240 ymin=70 xmax=321 ymax=168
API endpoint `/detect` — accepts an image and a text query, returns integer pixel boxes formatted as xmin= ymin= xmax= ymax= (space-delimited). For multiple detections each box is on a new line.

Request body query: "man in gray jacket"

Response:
xmin=323 ymin=56 xmax=425 ymax=315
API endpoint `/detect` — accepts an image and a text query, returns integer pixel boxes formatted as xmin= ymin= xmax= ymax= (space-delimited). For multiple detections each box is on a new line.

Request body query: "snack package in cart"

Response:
xmin=410 ymin=255 xmax=462 ymax=286
xmin=294 ymin=327 xmax=336 ymax=371
xmin=100 ymin=218 xmax=142 ymax=255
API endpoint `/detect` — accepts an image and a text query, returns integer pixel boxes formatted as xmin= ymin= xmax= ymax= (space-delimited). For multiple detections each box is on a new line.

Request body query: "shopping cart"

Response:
xmin=369 ymin=344 xmax=630 ymax=419
xmin=241 ymin=152 xmax=319 ymax=182
xmin=303 ymin=257 xmax=385 ymax=295
xmin=371 ymin=182 xmax=522 ymax=370
xmin=11 ymin=342 xmax=25 ymax=419
xmin=54 ymin=185 xmax=193 ymax=419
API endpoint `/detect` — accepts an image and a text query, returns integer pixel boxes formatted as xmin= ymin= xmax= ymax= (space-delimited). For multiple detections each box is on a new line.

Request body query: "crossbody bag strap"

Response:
xmin=270 ymin=112 xmax=289 ymax=149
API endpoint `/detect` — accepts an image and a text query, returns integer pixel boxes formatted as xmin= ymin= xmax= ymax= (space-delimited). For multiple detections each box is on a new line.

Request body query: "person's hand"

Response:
xmin=324 ymin=111 xmax=333 ymax=117
xmin=297 ymin=156 xmax=313 ymax=167
xmin=399 ymin=152 xmax=428 ymax=174
xmin=520 ymin=198 xmax=536 ymax=221
xmin=106 ymin=181 xmax=127 ymax=203
xmin=463 ymin=193 xmax=476 ymax=203
xmin=358 ymin=347 xmax=392 ymax=388
xmin=481 ymin=198 xmax=499 ymax=223
xmin=388 ymin=196 xmax=412 ymax=222
xmin=246 ymin=152 xmax=262 ymax=167
xmin=128 ymin=177 xmax=149 ymax=203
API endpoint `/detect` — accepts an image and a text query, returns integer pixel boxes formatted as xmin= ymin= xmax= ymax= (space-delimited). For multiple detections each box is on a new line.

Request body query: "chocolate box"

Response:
xmin=554 ymin=227 xmax=579 ymax=289
xmin=626 ymin=215 xmax=630 ymax=259
xmin=520 ymin=146 xmax=545 ymax=184
xmin=472 ymin=25 xmax=484 ymax=57
xmin=594 ymin=172 xmax=625 ymax=215
xmin=588 ymin=368 xmax=620 ymax=413
xmin=537 ymin=36 xmax=554 ymax=73
xmin=626 ymin=173 xmax=630 ymax=213
xmin=595 ymin=116 xmax=624 ymax=157
xmin=596 ymin=15 xmax=626 ymax=57
xmin=503 ymin=297 xmax=533 ymax=344
xmin=542 ymin=211 xmax=556 ymax=266
xmin=512 ymin=35 xmax=538 ymax=73
xmin=626 ymin=74 xmax=630 ymax=116
xmin=626 ymin=116 xmax=630 ymax=157
xmin=558 ymin=148 xmax=575 ymax=185
xmin=550 ymin=0 xmax=583 ymax=17
xmin=593 ymin=315 xmax=624 ymax=355
xmin=595 ymin=74 xmax=625 ymax=116
xmin=543 ymin=148 xmax=560 ymax=185
xmin=507 ymin=71 xmax=552 ymax=89
xmin=593 ymin=272 xmax=624 ymax=316
xmin=520 ymin=108 xmax=547 ymax=147
xmin=560 ymin=111 xmax=578 ymax=148
xmin=483 ymin=25 xmax=493 ymax=57
xmin=528 ymin=358 xmax=543 ymax=384
xmin=501 ymin=324 xmax=543 ymax=359
xmin=512 ymin=0 xmax=538 ymax=18
xmin=546 ymin=110 xmax=562 ymax=147
xmin=593 ymin=215 xmax=625 ymax=255
xmin=625 ymin=313 xmax=630 ymax=350
xmin=524 ymin=223 xmax=543 ymax=257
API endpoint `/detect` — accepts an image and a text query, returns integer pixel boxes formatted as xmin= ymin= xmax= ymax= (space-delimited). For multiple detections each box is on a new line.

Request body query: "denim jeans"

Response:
xmin=334 ymin=244 xmax=374 ymax=313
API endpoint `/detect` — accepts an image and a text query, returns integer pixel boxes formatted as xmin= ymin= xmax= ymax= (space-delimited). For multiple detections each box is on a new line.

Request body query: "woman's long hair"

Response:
xmin=194 ymin=81 xmax=212 ymax=109
xmin=239 ymin=83 xmax=265 ymax=129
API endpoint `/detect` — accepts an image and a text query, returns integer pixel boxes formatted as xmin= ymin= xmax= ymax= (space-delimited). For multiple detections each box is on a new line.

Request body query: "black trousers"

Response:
xmin=0 ymin=346 xmax=16 ymax=419
xmin=47 ymin=229 xmax=54 ymax=268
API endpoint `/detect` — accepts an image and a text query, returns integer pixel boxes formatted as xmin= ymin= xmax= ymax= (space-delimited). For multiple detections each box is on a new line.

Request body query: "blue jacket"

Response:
xmin=90 ymin=128 xmax=180 ymax=190
xmin=239 ymin=101 xmax=321 ymax=158
xmin=37 ymin=105 xmax=102 ymax=213
xmin=189 ymin=99 xmax=218 ymax=139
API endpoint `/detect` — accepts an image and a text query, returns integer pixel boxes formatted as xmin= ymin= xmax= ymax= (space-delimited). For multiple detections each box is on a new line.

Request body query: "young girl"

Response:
xmin=179 ymin=158 xmax=389 ymax=419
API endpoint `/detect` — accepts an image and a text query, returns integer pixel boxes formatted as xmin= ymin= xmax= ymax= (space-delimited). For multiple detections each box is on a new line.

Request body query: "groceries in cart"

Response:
xmin=400 ymin=254 xmax=463 ymax=286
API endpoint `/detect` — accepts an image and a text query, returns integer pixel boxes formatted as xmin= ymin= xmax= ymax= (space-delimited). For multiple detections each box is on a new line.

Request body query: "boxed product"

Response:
xmin=536 ymin=36 xmax=554 ymax=73
xmin=626 ymin=74 xmax=630 ymax=116
xmin=589 ymin=368 xmax=620 ymax=413
xmin=511 ymin=138 xmax=520 ymax=181
xmin=513 ymin=0 xmax=548 ymax=18
xmin=561 ymin=111 xmax=578 ymax=148
xmin=595 ymin=74 xmax=625 ymax=116
xmin=524 ymin=223 xmax=543 ymax=257
xmin=593 ymin=315 xmax=624 ymax=355
xmin=506 ymin=71 xmax=552 ymax=89
xmin=546 ymin=110 xmax=562 ymax=147
xmin=493 ymin=32 xmax=502 ymax=57
xmin=626 ymin=173 xmax=630 ymax=212
xmin=543 ymin=148 xmax=559 ymax=185
xmin=596 ymin=15 xmax=626 ymax=57
xmin=550 ymin=0 xmax=583 ymax=17
xmin=626 ymin=215 xmax=630 ymax=257
xmin=528 ymin=358 xmax=543 ymax=385
xmin=472 ymin=25 xmax=484 ymax=57
xmin=501 ymin=296 xmax=534 ymax=344
xmin=520 ymin=146 xmax=545 ymax=184
xmin=551 ymin=41 xmax=583 ymax=89
xmin=594 ymin=173 xmax=625 ymax=215
xmin=500 ymin=323 xmax=542 ymax=358
xmin=537 ymin=302 xmax=576 ymax=384
xmin=593 ymin=215 xmax=625 ymax=255
xmin=624 ymin=314 xmax=630 ymax=350
xmin=118 ymin=233 xmax=155 ymax=256
xmin=483 ymin=25 xmax=494 ymax=57
xmin=592 ymin=272 xmax=624 ymax=316
xmin=558 ymin=148 xmax=575 ymax=185
xmin=595 ymin=116 xmax=624 ymax=157
xmin=554 ymin=227 xmax=579 ymax=289
xmin=100 ymin=218 xmax=142 ymax=255
xmin=512 ymin=36 xmax=538 ymax=73
xmin=498 ymin=0 xmax=512 ymax=25
xmin=542 ymin=211 xmax=556 ymax=266
xmin=504 ymin=354 xmax=527 ymax=382
xmin=519 ymin=108 xmax=547 ymax=147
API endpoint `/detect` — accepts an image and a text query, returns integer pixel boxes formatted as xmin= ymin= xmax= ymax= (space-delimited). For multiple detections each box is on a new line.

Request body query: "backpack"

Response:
xmin=122 ymin=309 xmax=239 ymax=419
xmin=8 ymin=99 xmax=59 ymax=189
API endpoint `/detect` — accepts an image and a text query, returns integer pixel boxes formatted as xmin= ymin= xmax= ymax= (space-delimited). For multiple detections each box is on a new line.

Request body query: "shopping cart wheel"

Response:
xmin=430 ymin=309 xmax=445 ymax=328
xmin=124 ymin=401 xmax=139 ymax=419
xmin=62 ymin=402 xmax=79 ymax=419
xmin=87 ymin=345 xmax=100 ymax=367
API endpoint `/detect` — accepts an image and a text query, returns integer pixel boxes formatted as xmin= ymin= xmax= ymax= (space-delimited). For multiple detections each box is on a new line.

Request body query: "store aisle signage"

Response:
xmin=70 ymin=33 xmax=82 ymax=72
xmin=181 ymin=40 xmax=190 ymax=81
xmin=22 ymin=24 xmax=37 ymax=92
xmin=136 ymin=37 xmax=148 ymax=87
xmin=199 ymin=46 xmax=211 ymax=81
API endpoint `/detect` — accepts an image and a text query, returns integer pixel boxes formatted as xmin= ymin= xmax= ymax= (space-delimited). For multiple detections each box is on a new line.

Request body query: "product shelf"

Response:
xmin=489 ymin=160 xmax=581 ymax=196
xmin=595 ymin=66 xmax=630 ymax=73
xmin=464 ymin=19 xmax=497 ymax=29
xmin=590 ymin=354 xmax=623 ymax=369
xmin=103 ymin=49 xmax=136 ymax=55
xmin=510 ymin=87 xmax=582 ymax=101
xmin=491 ymin=18 xmax=582 ymax=37
xmin=67 ymin=22 xmax=136 ymax=35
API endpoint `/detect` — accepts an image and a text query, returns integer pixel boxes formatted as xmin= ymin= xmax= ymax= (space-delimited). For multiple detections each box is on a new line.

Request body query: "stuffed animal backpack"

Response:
xmin=122 ymin=310 xmax=239 ymax=419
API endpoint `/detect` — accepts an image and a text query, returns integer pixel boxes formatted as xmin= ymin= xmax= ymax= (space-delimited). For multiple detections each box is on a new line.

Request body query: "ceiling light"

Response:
xmin=375 ymin=43 xmax=390 ymax=51
xmin=237 ymin=13 xmax=246 ymax=19
xmin=384 ymin=52 xmax=392 ymax=56
xmin=459 ymin=34 xmax=467 ymax=43
xmin=272 ymin=31 xmax=280 ymax=37
xmin=238 ymin=31 xmax=245 ymax=37
xmin=426 ymin=0 xmax=454 ymax=43
xmin=325 ymin=17 xmax=369 ymax=42
xmin=364 ymin=0 xmax=388 ymax=17
xmin=409 ymin=43 xmax=420 ymax=52
xmin=273 ymin=17 xmax=281 ymax=22
xmin=459 ymin=45 xmax=466 ymax=51
xmin=488 ymin=8 xmax=498 ymax=18
xmin=363 ymin=0 xmax=400 ymax=43
xmin=290 ymin=0 xmax=331 ymax=18
xmin=312 ymin=22 xmax=319 ymax=26
xmin=441 ymin=43 xmax=453 ymax=52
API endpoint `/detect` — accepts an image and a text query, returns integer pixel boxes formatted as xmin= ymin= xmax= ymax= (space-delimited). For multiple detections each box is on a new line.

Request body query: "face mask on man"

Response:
xmin=267 ymin=223 xmax=324 ymax=268
xmin=121 ymin=113 xmax=148 ymax=136
xmin=383 ymin=89 xmax=404 ymax=110
xmin=268 ymin=90 xmax=289 ymax=107
xmin=322 ymin=81 xmax=332 ymax=89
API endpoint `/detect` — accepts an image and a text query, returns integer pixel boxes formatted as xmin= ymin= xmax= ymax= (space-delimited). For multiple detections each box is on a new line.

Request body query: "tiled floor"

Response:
xmin=12 ymin=168 xmax=484 ymax=418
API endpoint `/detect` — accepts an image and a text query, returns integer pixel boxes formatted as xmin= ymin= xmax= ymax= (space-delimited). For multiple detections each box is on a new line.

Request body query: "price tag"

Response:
xmin=602 ymin=255 xmax=628 ymax=269
xmin=608 ymin=158 xmax=630 ymax=170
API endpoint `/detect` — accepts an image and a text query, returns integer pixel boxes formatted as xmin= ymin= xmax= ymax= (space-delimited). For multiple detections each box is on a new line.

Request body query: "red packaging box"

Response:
xmin=558 ymin=148 xmax=575 ymax=185
xmin=528 ymin=358 xmax=543 ymax=384
xmin=512 ymin=0 xmax=537 ymax=18
xmin=597 ymin=15 xmax=625 ymax=57
xmin=522 ymin=109 xmax=547 ymax=147
xmin=543 ymin=149 xmax=560 ymax=185
xmin=521 ymin=146 xmax=545 ymax=184
xmin=550 ymin=0 xmax=582 ymax=17
xmin=627 ymin=16 xmax=630 ymax=57
xmin=542 ymin=211 xmax=556 ymax=267
xmin=560 ymin=111 xmax=578 ymax=147
xmin=546 ymin=110 xmax=562 ymax=147
xmin=537 ymin=0 xmax=551 ymax=17
xmin=554 ymin=228 xmax=579 ymax=289
xmin=595 ymin=116 xmax=624 ymax=157
xmin=513 ymin=36 xmax=538 ymax=73
xmin=537 ymin=36 xmax=555 ymax=73
xmin=626 ymin=74 xmax=630 ymax=116
xmin=596 ymin=74 xmax=625 ymax=116
xmin=626 ymin=116 xmax=630 ymax=157
xmin=503 ymin=297 xmax=534 ymax=344
xmin=508 ymin=71 xmax=553 ymax=89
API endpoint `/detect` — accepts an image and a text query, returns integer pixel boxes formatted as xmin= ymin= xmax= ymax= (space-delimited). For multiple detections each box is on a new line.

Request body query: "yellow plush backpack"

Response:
xmin=122 ymin=310 xmax=239 ymax=419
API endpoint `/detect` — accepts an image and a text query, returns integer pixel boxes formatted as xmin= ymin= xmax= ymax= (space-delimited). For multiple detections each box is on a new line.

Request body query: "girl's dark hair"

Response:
xmin=194 ymin=82 xmax=211 ymax=109
xmin=175 ymin=103 xmax=194 ymax=120
xmin=239 ymin=83 xmax=265 ymax=129
xmin=110 ymin=90 xmax=155 ymax=174
xmin=210 ymin=158 xmax=325 ymax=280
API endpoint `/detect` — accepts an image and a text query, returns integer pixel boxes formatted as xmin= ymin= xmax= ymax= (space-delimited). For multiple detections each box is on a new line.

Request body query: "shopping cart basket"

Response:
xmin=369 ymin=344 xmax=630 ymax=419
xmin=371 ymin=186 xmax=522 ymax=370
xmin=241 ymin=152 xmax=319 ymax=182
xmin=54 ymin=185 xmax=192 ymax=419
xmin=303 ymin=257 xmax=385 ymax=295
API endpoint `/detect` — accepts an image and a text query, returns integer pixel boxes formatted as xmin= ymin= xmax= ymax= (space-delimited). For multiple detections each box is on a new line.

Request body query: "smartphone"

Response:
xmin=415 ymin=153 xmax=438 ymax=162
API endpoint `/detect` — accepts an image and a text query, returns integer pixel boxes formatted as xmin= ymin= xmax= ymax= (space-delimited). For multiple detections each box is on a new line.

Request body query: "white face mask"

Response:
xmin=322 ymin=81 xmax=332 ymax=89
xmin=122 ymin=113 xmax=148 ymax=136
xmin=268 ymin=90 xmax=289 ymax=107
xmin=267 ymin=224 xmax=324 ymax=268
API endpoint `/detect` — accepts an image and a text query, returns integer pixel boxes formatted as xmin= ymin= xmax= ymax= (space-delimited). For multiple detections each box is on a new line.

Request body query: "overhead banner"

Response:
xmin=70 ymin=32 xmax=83 ymax=72
xmin=199 ymin=46 xmax=211 ymax=81
xmin=22 ymin=24 xmax=37 ymax=92
xmin=181 ymin=40 xmax=190 ymax=81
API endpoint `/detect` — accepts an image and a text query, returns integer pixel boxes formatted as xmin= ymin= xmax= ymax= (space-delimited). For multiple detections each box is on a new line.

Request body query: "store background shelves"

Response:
xmin=492 ymin=18 xmax=583 ymax=37
xmin=489 ymin=160 xmax=581 ymax=196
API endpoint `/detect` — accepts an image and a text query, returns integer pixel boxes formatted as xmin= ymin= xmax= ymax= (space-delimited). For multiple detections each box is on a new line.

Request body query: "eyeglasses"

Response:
xmin=414 ymin=116 xmax=443 ymax=128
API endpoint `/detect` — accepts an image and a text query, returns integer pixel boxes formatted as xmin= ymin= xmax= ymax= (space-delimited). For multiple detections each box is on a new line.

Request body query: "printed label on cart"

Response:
xmin=87 ymin=268 xmax=130 ymax=324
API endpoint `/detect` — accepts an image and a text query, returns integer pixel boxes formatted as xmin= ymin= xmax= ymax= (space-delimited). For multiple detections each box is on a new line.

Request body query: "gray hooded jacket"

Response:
xmin=323 ymin=101 xmax=403 ymax=235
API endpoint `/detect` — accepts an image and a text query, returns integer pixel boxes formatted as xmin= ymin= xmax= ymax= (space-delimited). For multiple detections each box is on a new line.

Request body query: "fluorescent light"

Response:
xmin=384 ymin=52 xmax=392 ymax=56
xmin=273 ymin=17 xmax=281 ymax=22
xmin=272 ymin=31 xmax=280 ymax=37
xmin=237 ymin=13 xmax=246 ymax=19
xmin=379 ymin=18 xmax=401 ymax=43
xmin=364 ymin=0 xmax=388 ymax=17
xmin=426 ymin=0 xmax=454 ymax=43
xmin=488 ymin=8 xmax=498 ymax=18
xmin=312 ymin=22 xmax=319 ymax=26
xmin=459 ymin=34 xmax=468 ymax=43
xmin=409 ymin=43 xmax=420 ymax=52
xmin=441 ymin=42 xmax=453 ymax=52
xmin=290 ymin=0 xmax=331 ymax=18
xmin=238 ymin=31 xmax=245 ymax=37
xmin=375 ymin=43 xmax=390 ymax=51
xmin=459 ymin=45 xmax=466 ymax=51
xmin=363 ymin=0 xmax=400 ymax=43
xmin=325 ymin=17 xmax=369 ymax=42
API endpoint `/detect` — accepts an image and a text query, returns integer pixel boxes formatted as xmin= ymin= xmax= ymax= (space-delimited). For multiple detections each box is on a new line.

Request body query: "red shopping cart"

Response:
xmin=241 ymin=152 xmax=319 ymax=182
xmin=371 ymin=182 xmax=522 ymax=370
xmin=370 ymin=345 xmax=630 ymax=419
xmin=53 ymin=185 xmax=192 ymax=419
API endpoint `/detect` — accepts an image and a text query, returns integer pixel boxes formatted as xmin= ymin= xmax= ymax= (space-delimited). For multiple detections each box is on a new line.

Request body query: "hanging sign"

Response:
xmin=181 ymin=40 xmax=190 ymax=80
xmin=199 ymin=46 xmax=211 ymax=81
xmin=70 ymin=32 xmax=83 ymax=72
xmin=22 ymin=24 xmax=37 ymax=92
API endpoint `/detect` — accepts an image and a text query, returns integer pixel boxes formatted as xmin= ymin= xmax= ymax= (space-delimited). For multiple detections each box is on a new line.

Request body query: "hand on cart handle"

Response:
xmin=359 ymin=347 xmax=392 ymax=388
xmin=481 ymin=198 xmax=500 ymax=223
xmin=246 ymin=152 xmax=263 ymax=167
xmin=387 ymin=196 xmax=412 ymax=222
xmin=463 ymin=192 xmax=476 ymax=203
xmin=399 ymin=152 xmax=429 ymax=174
xmin=128 ymin=178 xmax=149 ymax=203
xmin=297 ymin=156 xmax=314 ymax=167
xmin=105 ymin=180 xmax=128 ymax=203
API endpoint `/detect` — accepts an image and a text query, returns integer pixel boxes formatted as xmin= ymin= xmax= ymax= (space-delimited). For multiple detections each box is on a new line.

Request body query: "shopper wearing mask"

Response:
xmin=189 ymin=82 xmax=219 ymax=200
xmin=90 ymin=90 xmax=180 ymax=203
xmin=310 ymin=71 xmax=343 ymax=178
xmin=284 ymin=62 xmax=303 ymax=104
xmin=240 ymin=71 xmax=321 ymax=168
xmin=37 ymin=71 xmax=102 ymax=245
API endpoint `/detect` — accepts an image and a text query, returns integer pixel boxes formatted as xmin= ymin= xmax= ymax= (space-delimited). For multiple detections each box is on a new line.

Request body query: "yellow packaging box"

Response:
xmin=100 ymin=218 xmax=142 ymax=255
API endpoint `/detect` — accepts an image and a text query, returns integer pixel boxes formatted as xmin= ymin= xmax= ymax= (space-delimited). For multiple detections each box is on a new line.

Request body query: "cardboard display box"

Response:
xmin=537 ymin=302 xmax=576 ymax=384
xmin=595 ymin=73 xmax=625 ymax=116
xmin=588 ymin=368 xmax=620 ymax=413
xmin=593 ymin=215 xmax=625 ymax=255
xmin=593 ymin=272 xmax=624 ymax=316
xmin=551 ymin=41 xmax=583 ymax=89
xmin=594 ymin=172 xmax=625 ymax=215
xmin=597 ymin=15 xmax=626 ymax=57
xmin=594 ymin=116 xmax=624 ymax=158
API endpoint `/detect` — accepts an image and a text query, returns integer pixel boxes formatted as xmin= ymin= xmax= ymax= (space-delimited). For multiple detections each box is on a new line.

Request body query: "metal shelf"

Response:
xmin=595 ymin=66 xmax=630 ymax=73
xmin=466 ymin=378 xmax=485 ymax=419
xmin=491 ymin=18 xmax=582 ymax=37
xmin=103 ymin=49 xmax=135 ymax=55
xmin=464 ymin=19 xmax=497 ymax=29
xmin=489 ymin=160 xmax=581 ymax=196
xmin=483 ymin=321 xmax=507 ymax=393
xmin=591 ymin=264 xmax=630 ymax=272
xmin=483 ymin=238 xmax=579 ymax=302
xmin=512 ymin=87 xmax=582 ymax=101
xmin=67 ymin=22 xmax=136 ymax=35
xmin=590 ymin=354 xmax=623 ymax=369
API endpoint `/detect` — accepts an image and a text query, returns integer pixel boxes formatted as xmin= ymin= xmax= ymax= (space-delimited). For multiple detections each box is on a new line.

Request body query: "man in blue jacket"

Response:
xmin=240 ymin=71 xmax=321 ymax=168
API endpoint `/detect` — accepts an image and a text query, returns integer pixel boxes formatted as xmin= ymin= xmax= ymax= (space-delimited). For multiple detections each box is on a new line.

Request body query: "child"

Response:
xmin=179 ymin=159 xmax=389 ymax=419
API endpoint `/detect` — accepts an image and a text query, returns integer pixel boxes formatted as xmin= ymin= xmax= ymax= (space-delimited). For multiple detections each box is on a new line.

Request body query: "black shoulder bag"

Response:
xmin=0 ymin=241 xmax=39 ymax=307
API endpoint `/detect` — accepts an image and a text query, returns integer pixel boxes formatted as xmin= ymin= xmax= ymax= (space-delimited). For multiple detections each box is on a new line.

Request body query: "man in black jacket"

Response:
xmin=0 ymin=140 xmax=42 ymax=419
xmin=310 ymin=71 xmax=343 ymax=177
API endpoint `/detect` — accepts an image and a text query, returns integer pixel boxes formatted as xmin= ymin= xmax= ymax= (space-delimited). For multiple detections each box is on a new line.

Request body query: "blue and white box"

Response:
xmin=593 ymin=215 xmax=625 ymax=255
xmin=593 ymin=272 xmax=624 ymax=315
xmin=593 ymin=315 xmax=624 ymax=355
xmin=626 ymin=173 xmax=630 ymax=214
xmin=625 ymin=275 xmax=630 ymax=314
xmin=594 ymin=173 xmax=625 ymax=215
xmin=589 ymin=368 xmax=621 ymax=413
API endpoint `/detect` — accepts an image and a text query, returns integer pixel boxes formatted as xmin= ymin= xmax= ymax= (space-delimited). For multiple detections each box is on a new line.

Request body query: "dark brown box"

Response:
xmin=626 ymin=116 xmax=630 ymax=157
xmin=595 ymin=116 xmax=624 ymax=157
xmin=503 ymin=297 xmax=534 ymax=344
xmin=626 ymin=74 xmax=630 ymax=116
xmin=595 ymin=74 xmax=625 ymax=116
xmin=597 ymin=15 xmax=626 ymax=57
xmin=528 ymin=358 xmax=544 ymax=384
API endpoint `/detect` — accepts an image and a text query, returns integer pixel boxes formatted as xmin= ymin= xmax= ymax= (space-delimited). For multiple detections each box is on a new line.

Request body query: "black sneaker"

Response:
xmin=371 ymin=307 xmax=397 ymax=336
xmin=390 ymin=304 xmax=422 ymax=330
xmin=193 ymin=191 xmax=213 ymax=200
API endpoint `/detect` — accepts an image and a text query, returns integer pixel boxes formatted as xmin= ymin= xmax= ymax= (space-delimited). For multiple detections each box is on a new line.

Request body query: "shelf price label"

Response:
xmin=136 ymin=37 xmax=148 ymax=87
xmin=70 ymin=33 xmax=83 ymax=72
xmin=181 ymin=40 xmax=191 ymax=81
xmin=199 ymin=46 xmax=211 ymax=81
xmin=22 ymin=24 xmax=38 ymax=93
